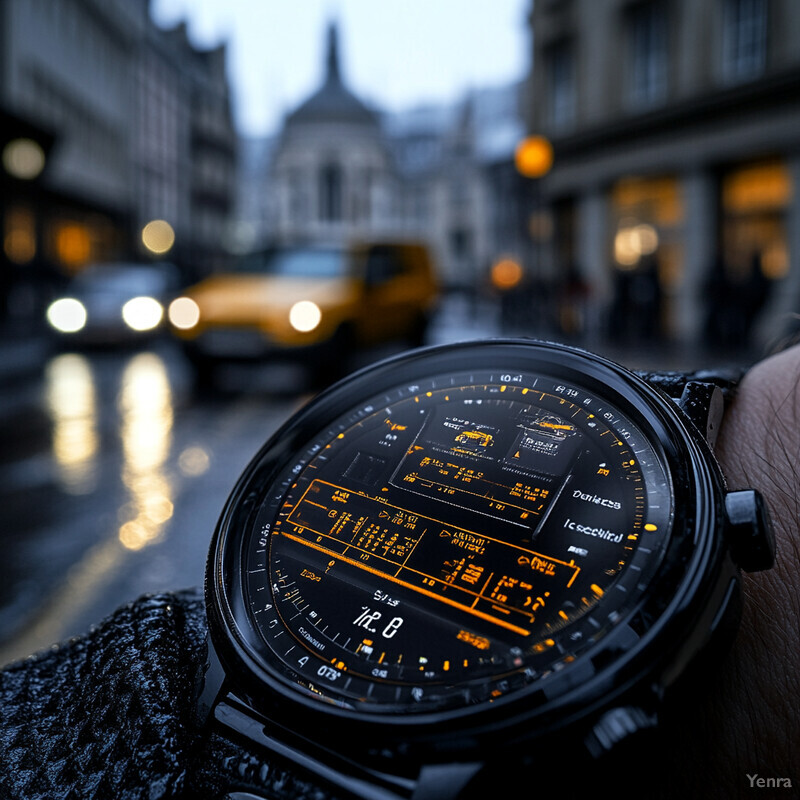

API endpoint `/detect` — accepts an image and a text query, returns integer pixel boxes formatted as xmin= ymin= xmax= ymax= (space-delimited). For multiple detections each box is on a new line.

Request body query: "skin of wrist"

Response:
xmin=658 ymin=346 xmax=800 ymax=796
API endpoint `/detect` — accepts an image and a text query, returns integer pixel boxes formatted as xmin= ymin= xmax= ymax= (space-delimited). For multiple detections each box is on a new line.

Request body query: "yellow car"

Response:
xmin=169 ymin=241 xmax=439 ymax=385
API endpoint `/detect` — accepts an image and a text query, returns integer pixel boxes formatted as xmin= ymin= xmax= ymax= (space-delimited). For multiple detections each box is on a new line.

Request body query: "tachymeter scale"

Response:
xmin=243 ymin=371 xmax=673 ymax=712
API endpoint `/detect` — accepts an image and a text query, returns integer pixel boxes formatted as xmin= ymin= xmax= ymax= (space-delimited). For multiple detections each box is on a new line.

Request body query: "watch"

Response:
xmin=195 ymin=338 xmax=775 ymax=800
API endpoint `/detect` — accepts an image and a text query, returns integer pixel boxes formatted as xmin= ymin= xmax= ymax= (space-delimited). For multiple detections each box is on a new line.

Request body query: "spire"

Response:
xmin=325 ymin=21 xmax=341 ymax=83
xmin=286 ymin=18 xmax=379 ymax=128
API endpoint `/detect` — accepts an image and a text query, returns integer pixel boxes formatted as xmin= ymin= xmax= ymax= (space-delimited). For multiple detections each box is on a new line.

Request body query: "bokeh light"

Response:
xmin=2 ymin=138 xmax=46 ymax=180
xmin=122 ymin=296 xmax=163 ymax=331
xmin=4 ymin=208 xmax=37 ymax=263
xmin=168 ymin=296 xmax=201 ymax=329
xmin=46 ymin=298 xmax=87 ymax=333
xmin=45 ymin=354 xmax=99 ymax=494
xmin=514 ymin=135 xmax=554 ymax=179
xmin=491 ymin=257 xmax=524 ymax=290
xmin=141 ymin=219 xmax=175 ymax=254
xmin=614 ymin=222 xmax=659 ymax=268
xmin=289 ymin=300 xmax=322 ymax=332
xmin=178 ymin=445 xmax=211 ymax=477
xmin=117 ymin=353 xmax=174 ymax=551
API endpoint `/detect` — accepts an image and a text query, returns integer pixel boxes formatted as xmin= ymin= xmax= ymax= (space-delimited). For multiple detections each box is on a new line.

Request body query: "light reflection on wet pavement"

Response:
xmin=0 ymin=343 xmax=303 ymax=666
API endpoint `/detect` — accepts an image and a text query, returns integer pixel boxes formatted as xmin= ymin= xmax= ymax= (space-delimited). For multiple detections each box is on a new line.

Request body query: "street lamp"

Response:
xmin=514 ymin=135 xmax=554 ymax=179
xmin=513 ymin=135 xmax=554 ymax=305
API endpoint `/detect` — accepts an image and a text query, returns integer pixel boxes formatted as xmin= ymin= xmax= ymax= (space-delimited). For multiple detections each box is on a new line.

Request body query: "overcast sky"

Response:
xmin=150 ymin=0 xmax=530 ymax=138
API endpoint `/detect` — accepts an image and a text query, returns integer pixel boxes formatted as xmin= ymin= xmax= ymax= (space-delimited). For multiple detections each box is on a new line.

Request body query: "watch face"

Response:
xmin=212 ymin=341 xmax=716 ymax=725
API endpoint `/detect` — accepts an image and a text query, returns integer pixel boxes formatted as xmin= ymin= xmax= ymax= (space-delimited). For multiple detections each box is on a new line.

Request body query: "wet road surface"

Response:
xmin=0 ymin=343 xmax=314 ymax=665
xmin=0 ymin=295 xmax=503 ymax=665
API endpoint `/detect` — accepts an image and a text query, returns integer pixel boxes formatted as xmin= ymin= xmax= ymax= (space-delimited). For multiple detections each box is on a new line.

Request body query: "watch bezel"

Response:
xmin=205 ymin=339 xmax=732 ymax=758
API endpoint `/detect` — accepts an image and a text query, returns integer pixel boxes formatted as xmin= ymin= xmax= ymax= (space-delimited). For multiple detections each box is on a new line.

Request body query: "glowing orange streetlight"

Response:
xmin=514 ymin=135 xmax=554 ymax=179
xmin=491 ymin=257 xmax=524 ymax=291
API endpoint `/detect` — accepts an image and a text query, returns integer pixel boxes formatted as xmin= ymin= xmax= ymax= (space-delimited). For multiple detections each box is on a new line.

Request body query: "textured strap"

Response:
xmin=0 ymin=591 xmax=343 ymax=800
xmin=635 ymin=367 xmax=743 ymax=402
xmin=187 ymin=728 xmax=342 ymax=800
xmin=636 ymin=367 xmax=744 ymax=446
xmin=0 ymin=591 xmax=206 ymax=799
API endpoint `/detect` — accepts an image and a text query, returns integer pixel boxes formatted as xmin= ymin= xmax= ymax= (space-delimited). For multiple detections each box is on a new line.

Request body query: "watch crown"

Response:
xmin=725 ymin=490 xmax=775 ymax=573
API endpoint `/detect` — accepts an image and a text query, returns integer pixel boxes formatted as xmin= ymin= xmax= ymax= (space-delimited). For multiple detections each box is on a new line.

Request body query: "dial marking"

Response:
xmin=244 ymin=365 xmax=673 ymax=710
xmin=281 ymin=530 xmax=532 ymax=636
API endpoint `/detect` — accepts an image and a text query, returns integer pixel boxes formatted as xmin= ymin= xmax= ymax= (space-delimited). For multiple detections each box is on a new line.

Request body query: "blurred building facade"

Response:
xmin=0 ymin=0 xmax=237 ymax=330
xmin=268 ymin=25 xmax=397 ymax=247
xmin=524 ymin=0 xmax=800 ymax=348
xmin=261 ymin=23 xmax=530 ymax=292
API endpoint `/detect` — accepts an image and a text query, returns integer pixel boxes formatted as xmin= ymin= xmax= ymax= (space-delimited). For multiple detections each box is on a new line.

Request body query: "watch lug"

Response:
xmin=194 ymin=634 xmax=227 ymax=727
xmin=677 ymin=382 xmax=724 ymax=448
xmin=215 ymin=700 xmax=417 ymax=800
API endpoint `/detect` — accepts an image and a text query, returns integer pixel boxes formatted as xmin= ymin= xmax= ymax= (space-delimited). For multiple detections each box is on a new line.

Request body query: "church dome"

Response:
xmin=286 ymin=23 xmax=379 ymax=128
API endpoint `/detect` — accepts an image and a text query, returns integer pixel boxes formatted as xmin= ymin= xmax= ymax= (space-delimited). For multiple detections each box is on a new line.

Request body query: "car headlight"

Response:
xmin=46 ymin=298 xmax=87 ymax=333
xmin=289 ymin=300 xmax=322 ymax=333
xmin=168 ymin=296 xmax=201 ymax=330
xmin=122 ymin=296 xmax=164 ymax=331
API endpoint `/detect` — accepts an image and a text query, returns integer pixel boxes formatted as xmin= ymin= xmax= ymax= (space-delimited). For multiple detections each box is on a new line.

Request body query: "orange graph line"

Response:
xmin=281 ymin=530 xmax=531 ymax=637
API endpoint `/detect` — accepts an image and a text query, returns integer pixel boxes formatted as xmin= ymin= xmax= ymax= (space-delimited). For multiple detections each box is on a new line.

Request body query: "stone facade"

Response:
xmin=524 ymin=0 xmax=800 ymax=348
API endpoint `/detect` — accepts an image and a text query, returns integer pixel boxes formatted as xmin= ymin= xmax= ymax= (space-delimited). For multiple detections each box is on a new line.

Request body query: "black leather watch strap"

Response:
xmin=637 ymin=366 xmax=744 ymax=446
xmin=635 ymin=366 xmax=743 ymax=402
xmin=187 ymin=726 xmax=345 ymax=800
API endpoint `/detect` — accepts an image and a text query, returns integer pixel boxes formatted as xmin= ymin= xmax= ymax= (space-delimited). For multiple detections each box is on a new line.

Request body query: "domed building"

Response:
xmin=257 ymin=21 xmax=529 ymax=294
xmin=268 ymin=23 xmax=398 ymax=244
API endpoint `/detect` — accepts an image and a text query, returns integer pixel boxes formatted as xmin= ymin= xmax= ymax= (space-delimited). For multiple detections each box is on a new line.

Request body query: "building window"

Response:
xmin=627 ymin=2 xmax=669 ymax=108
xmin=288 ymin=169 xmax=307 ymax=224
xmin=609 ymin=175 xmax=684 ymax=339
xmin=722 ymin=0 xmax=768 ymax=83
xmin=4 ymin=206 xmax=37 ymax=264
xmin=547 ymin=41 xmax=576 ymax=131
xmin=320 ymin=162 xmax=342 ymax=222
xmin=721 ymin=159 xmax=791 ymax=281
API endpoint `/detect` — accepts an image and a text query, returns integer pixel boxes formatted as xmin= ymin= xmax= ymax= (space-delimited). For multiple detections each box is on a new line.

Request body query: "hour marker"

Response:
xmin=644 ymin=523 xmax=658 ymax=532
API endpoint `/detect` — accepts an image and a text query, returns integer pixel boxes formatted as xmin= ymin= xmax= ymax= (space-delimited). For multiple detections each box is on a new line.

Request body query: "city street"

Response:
xmin=0 ymin=3 xmax=796 ymax=796
xmin=0 ymin=296 xmax=502 ymax=666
